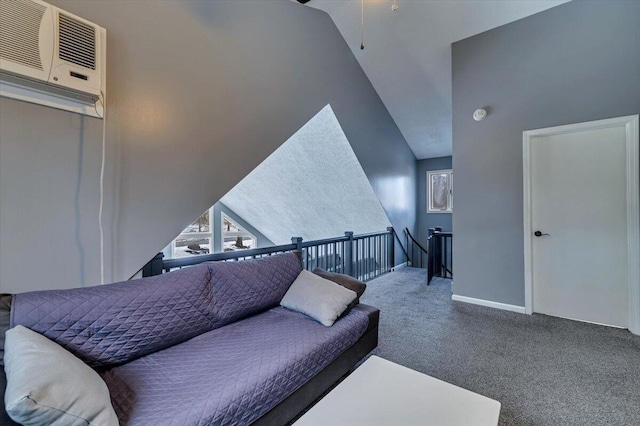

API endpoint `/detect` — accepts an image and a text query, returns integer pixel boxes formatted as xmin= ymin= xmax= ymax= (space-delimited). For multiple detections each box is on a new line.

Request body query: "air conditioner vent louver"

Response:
xmin=58 ymin=12 xmax=95 ymax=70
xmin=1 ymin=0 xmax=105 ymax=117
xmin=0 ymin=0 xmax=46 ymax=71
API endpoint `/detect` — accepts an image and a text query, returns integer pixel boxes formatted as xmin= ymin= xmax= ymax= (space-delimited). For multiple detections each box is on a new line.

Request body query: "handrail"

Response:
xmin=352 ymin=230 xmax=390 ymax=240
xmin=392 ymin=228 xmax=410 ymax=264
xmin=142 ymin=228 xmax=397 ymax=283
xmin=404 ymin=227 xmax=428 ymax=269
xmin=300 ymin=235 xmax=349 ymax=247
xmin=405 ymin=227 xmax=429 ymax=255
xmin=163 ymin=243 xmax=297 ymax=270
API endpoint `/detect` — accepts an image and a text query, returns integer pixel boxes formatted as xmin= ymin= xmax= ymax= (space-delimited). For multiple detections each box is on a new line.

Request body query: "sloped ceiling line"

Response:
xmin=221 ymin=104 xmax=391 ymax=245
xmin=307 ymin=0 xmax=570 ymax=159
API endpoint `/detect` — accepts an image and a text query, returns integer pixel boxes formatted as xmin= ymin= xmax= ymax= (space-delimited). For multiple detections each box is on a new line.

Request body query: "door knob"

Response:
xmin=534 ymin=231 xmax=550 ymax=237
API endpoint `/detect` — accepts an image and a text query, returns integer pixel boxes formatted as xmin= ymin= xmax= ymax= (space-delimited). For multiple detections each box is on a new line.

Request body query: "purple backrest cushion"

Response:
xmin=10 ymin=265 xmax=213 ymax=370
xmin=208 ymin=252 xmax=302 ymax=328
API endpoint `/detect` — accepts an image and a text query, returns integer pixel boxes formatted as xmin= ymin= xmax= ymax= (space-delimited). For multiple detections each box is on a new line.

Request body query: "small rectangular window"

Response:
xmin=427 ymin=169 xmax=453 ymax=213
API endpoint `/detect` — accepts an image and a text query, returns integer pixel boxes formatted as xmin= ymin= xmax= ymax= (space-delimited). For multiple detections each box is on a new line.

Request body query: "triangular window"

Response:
xmin=222 ymin=213 xmax=256 ymax=252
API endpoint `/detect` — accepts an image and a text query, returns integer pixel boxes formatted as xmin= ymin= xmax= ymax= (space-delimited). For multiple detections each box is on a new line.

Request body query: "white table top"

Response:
xmin=294 ymin=356 xmax=501 ymax=426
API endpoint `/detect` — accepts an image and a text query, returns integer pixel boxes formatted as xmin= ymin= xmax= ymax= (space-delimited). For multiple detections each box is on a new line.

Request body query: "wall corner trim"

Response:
xmin=451 ymin=294 xmax=526 ymax=314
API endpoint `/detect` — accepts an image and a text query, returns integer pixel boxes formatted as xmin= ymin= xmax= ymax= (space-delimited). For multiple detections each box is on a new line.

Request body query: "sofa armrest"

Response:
xmin=352 ymin=303 xmax=379 ymax=334
xmin=312 ymin=269 xmax=366 ymax=299
xmin=1 ymin=370 xmax=19 ymax=426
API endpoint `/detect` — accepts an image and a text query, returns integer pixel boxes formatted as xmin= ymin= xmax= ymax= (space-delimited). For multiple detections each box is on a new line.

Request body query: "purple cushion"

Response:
xmin=10 ymin=265 xmax=214 ymax=369
xmin=207 ymin=253 xmax=302 ymax=328
xmin=102 ymin=306 xmax=370 ymax=425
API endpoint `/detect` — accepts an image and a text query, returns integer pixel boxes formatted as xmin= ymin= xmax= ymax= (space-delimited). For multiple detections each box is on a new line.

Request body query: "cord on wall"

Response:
xmin=360 ymin=0 xmax=365 ymax=49
xmin=98 ymin=91 xmax=106 ymax=284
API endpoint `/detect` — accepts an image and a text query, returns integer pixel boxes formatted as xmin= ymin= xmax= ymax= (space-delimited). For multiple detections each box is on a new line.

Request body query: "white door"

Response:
xmin=524 ymin=116 xmax=639 ymax=330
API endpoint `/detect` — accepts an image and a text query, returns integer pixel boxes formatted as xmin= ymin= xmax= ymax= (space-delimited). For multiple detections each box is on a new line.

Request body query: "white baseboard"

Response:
xmin=391 ymin=263 xmax=409 ymax=271
xmin=451 ymin=294 xmax=526 ymax=314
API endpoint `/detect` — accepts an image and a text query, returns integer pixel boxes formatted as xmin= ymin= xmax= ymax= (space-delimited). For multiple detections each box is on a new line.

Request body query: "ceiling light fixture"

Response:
xmin=391 ymin=0 xmax=399 ymax=12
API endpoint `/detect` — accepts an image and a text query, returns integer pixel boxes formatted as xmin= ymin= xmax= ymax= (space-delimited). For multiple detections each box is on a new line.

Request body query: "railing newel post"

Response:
xmin=291 ymin=236 xmax=304 ymax=268
xmin=386 ymin=227 xmax=394 ymax=272
xmin=405 ymin=231 xmax=409 ymax=266
xmin=143 ymin=252 xmax=164 ymax=277
xmin=344 ymin=231 xmax=354 ymax=277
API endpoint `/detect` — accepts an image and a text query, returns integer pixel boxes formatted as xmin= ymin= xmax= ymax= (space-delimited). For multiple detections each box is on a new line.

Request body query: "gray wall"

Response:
xmin=452 ymin=0 xmax=640 ymax=306
xmin=417 ymin=157 xmax=452 ymax=247
xmin=0 ymin=0 xmax=416 ymax=293
xmin=0 ymin=103 xmax=104 ymax=290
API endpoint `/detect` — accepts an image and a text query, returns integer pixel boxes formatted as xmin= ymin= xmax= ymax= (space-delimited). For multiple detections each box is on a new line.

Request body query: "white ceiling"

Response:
xmin=306 ymin=0 xmax=569 ymax=159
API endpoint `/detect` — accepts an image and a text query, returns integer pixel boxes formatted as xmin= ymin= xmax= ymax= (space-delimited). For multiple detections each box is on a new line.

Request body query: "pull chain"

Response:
xmin=360 ymin=0 xmax=364 ymax=49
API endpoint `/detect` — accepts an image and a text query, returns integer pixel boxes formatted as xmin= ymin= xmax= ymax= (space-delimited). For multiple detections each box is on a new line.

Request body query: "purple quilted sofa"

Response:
xmin=0 ymin=253 xmax=379 ymax=425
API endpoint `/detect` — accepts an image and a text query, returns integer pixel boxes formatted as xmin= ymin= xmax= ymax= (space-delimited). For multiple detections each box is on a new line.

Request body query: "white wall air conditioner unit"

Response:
xmin=0 ymin=0 xmax=106 ymax=118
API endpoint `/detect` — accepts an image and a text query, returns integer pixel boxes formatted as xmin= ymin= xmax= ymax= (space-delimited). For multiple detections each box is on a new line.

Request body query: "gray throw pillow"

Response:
xmin=4 ymin=325 xmax=119 ymax=426
xmin=312 ymin=268 xmax=366 ymax=313
xmin=281 ymin=270 xmax=357 ymax=327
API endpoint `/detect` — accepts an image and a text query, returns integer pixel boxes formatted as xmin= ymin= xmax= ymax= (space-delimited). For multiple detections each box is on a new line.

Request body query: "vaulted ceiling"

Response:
xmin=303 ymin=0 xmax=569 ymax=159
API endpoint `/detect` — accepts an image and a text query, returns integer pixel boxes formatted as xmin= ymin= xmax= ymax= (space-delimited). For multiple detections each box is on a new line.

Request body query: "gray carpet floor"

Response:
xmin=360 ymin=267 xmax=640 ymax=426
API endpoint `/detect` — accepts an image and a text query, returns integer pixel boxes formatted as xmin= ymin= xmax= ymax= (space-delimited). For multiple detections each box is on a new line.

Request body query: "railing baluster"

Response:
xmin=355 ymin=239 xmax=359 ymax=280
xmin=374 ymin=235 xmax=378 ymax=278
xmin=368 ymin=237 xmax=372 ymax=280
xmin=376 ymin=236 xmax=379 ymax=278
xmin=384 ymin=233 xmax=388 ymax=273
xmin=369 ymin=237 xmax=372 ymax=279
xmin=361 ymin=238 xmax=363 ymax=279
xmin=323 ymin=244 xmax=327 ymax=270
xmin=381 ymin=234 xmax=384 ymax=276
xmin=372 ymin=236 xmax=375 ymax=279
xmin=323 ymin=244 xmax=326 ymax=270
xmin=443 ymin=237 xmax=447 ymax=278
xmin=363 ymin=238 xmax=366 ymax=281
xmin=366 ymin=238 xmax=369 ymax=281
xmin=361 ymin=238 xmax=364 ymax=280
xmin=327 ymin=243 xmax=330 ymax=270
xmin=373 ymin=236 xmax=376 ymax=278
xmin=386 ymin=228 xmax=393 ymax=272
xmin=365 ymin=237 xmax=368 ymax=281
xmin=378 ymin=234 xmax=382 ymax=277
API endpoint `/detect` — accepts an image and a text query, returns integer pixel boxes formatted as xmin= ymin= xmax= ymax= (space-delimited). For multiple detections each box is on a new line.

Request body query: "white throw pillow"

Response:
xmin=280 ymin=270 xmax=357 ymax=327
xmin=3 ymin=325 xmax=119 ymax=426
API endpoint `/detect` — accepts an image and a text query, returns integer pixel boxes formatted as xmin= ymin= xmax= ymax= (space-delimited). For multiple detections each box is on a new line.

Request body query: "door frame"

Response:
xmin=522 ymin=115 xmax=639 ymax=335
